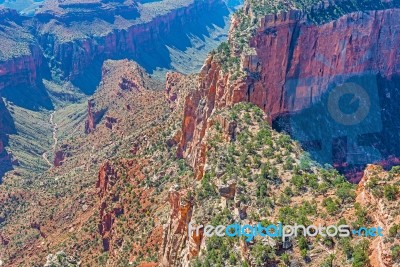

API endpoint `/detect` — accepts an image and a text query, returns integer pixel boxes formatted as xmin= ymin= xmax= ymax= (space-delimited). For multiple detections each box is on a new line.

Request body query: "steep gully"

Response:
xmin=178 ymin=8 xmax=400 ymax=183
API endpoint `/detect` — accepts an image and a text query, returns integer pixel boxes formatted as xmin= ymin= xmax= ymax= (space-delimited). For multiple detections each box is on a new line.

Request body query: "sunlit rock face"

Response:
xmin=179 ymin=7 xmax=400 ymax=182
xmin=251 ymin=9 xmax=400 ymax=182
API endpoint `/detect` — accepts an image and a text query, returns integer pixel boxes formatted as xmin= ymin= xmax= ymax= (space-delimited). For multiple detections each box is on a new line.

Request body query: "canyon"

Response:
xmin=1 ymin=0 xmax=400 ymax=266
xmin=0 ymin=0 xmax=235 ymax=182
xmin=0 ymin=0 xmax=231 ymax=92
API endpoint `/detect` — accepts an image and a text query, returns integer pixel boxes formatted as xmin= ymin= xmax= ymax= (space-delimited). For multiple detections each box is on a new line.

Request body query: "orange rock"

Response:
xmin=166 ymin=72 xmax=185 ymax=104
xmin=85 ymin=100 xmax=96 ymax=134
xmin=160 ymin=187 xmax=193 ymax=266
xmin=53 ymin=151 xmax=65 ymax=167
xmin=97 ymin=161 xmax=118 ymax=198
xmin=356 ymin=165 xmax=392 ymax=267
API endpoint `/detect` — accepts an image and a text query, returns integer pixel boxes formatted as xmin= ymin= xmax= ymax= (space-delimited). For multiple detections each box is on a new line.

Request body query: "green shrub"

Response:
xmin=392 ymin=245 xmax=400 ymax=262
xmin=352 ymin=240 xmax=370 ymax=267
xmin=390 ymin=166 xmax=400 ymax=175
xmin=384 ymin=185 xmax=398 ymax=201
xmin=250 ymin=242 xmax=275 ymax=266
xmin=322 ymin=197 xmax=340 ymax=215
xmin=198 ymin=172 xmax=217 ymax=199
xmin=336 ymin=182 xmax=356 ymax=203
xmin=389 ymin=224 xmax=400 ymax=237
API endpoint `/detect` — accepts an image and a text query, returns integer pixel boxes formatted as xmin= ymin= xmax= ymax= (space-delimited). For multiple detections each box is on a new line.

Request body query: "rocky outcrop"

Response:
xmin=166 ymin=72 xmax=185 ymax=105
xmin=0 ymin=49 xmax=43 ymax=91
xmin=84 ymin=100 xmax=96 ymax=134
xmin=0 ymin=233 xmax=9 ymax=246
xmin=84 ymin=99 xmax=106 ymax=134
xmin=105 ymin=116 xmax=118 ymax=130
xmin=119 ymin=76 xmax=140 ymax=92
xmin=53 ymin=144 xmax=71 ymax=167
xmin=178 ymin=7 xmax=400 ymax=180
xmin=53 ymin=151 xmax=64 ymax=167
xmin=356 ymin=165 xmax=393 ymax=267
xmin=177 ymin=53 xmax=247 ymax=179
xmin=97 ymin=161 xmax=118 ymax=198
xmin=44 ymin=251 xmax=80 ymax=267
xmin=218 ymin=181 xmax=236 ymax=199
xmin=97 ymin=161 xmax=123 ymax=251
xmin=166 ymin=130 xmax=182 ymax=148
xmin=160 ymin=186 xmax=193 ymax=267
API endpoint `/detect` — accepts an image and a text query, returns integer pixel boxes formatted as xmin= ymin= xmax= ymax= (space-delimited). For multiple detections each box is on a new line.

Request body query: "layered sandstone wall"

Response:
xmin=0 ymin=9 xmax=43 ymax=91
xmin=178 ymin=7 xmax=400 ymax=178
xmin=37 ymin=0 xmax=225 ymax=80
xmin=0 ymin=47 xmax=43 ymax=91
xmin=249 ymin=9 xmax=400 ymax=120
xmin=0 ymin=0 xmax=226 ymax=89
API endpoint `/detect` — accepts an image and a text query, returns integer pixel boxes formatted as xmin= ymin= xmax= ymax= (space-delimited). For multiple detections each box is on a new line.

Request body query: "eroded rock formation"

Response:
xmin=166 ymin=72 xmax=185 ymax=105
xmin=97 ymin=161 xmax=123 ymax=251
xmin=160 ymin=186 xmax=193 ymax=267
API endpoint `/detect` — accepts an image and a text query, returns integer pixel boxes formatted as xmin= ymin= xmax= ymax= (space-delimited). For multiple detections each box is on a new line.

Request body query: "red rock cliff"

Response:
xmin=178 ymin=8 xmax=400 ymax=179
xmin=0 ymin=9 xmax=43 ymax=91
xmin=85 ymin=100 xmax=97 ymax=134
xmin=249 ymin=9 xmax=400 ymax=120
xmin=0 ymin=49 xmax=43 ymax=91
xmin=160 ymin=186 xmax=193 ymax=266
xmin=97 ymin=161 xmax=123 ymax=251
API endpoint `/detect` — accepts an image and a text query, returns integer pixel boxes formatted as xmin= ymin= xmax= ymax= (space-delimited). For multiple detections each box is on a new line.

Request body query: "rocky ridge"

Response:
xmin=171 ymin=101 xmax=400 ymax=266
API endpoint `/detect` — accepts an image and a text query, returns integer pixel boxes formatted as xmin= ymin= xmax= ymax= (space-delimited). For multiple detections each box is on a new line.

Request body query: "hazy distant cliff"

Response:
xmin=0 ymin=0 xmax=230 ymax=91
xmin=38 ymin=0 xmax=227 ymax=80
xmin=0 ymin=9 xmax=43 ymax=91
